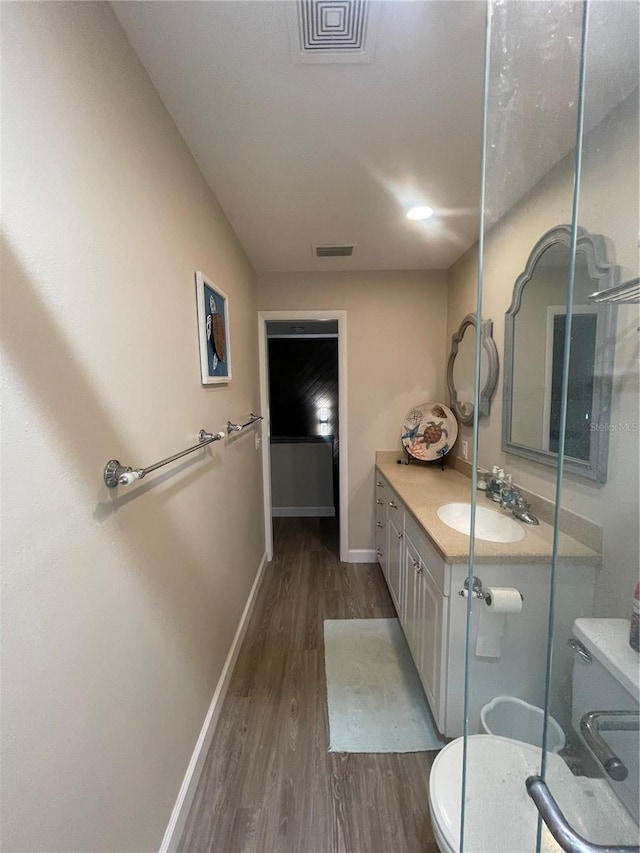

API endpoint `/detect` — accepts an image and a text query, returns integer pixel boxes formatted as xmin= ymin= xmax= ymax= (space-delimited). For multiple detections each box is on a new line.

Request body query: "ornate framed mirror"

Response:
xmin=502 ymin=224 xmax=619 ymax=483
xmin=447 ymin=313 xmax=499 ymax=426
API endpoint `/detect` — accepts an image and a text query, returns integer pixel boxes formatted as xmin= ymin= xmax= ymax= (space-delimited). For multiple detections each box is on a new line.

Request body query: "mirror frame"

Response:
xmin=447 ymin=313 xmax=499 ymax=426
xmin=502 ymin=224 xmax=619 ymax=483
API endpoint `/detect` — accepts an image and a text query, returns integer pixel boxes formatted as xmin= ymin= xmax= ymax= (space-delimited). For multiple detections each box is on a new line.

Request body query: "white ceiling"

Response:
xmin=113 ymin=1 xmax=638 ymax=274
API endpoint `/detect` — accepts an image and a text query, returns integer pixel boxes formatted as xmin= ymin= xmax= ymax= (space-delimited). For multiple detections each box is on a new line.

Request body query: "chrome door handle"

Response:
xmin=376 ymin=498 xmax=385 ymax=505
xmin=389 ymin=501 xmax=399 ymax=509
xmin=526 ymin=776 xmax=640 ymax=853
xmin=376 ymin=521 xmax=384 ymax=529
xmin=376 ymin=480 xmax=385 ymax=488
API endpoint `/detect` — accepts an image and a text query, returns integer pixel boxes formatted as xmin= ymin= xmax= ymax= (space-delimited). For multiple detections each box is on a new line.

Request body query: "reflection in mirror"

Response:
xmin=447 ymin=313 xmax=498 ymax=426
xmin=503 ymin=225 xmax=620 ymax=482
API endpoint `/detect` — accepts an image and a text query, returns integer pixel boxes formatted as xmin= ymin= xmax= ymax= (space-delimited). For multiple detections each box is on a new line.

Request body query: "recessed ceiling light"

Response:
xmin=407 ymin=205 xmax=434 ymax=221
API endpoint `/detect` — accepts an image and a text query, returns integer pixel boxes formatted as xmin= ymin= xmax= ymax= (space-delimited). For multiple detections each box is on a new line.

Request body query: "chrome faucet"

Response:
xmin=501 ymin=488 xmax=540 ymax=525
xmin=512 ymin=494 xmax=540 ymax=525
xmin=486 ymin=467 xmax=539 ymax=524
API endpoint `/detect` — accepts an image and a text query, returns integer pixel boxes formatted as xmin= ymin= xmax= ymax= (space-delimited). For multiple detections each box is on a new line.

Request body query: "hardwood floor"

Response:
xmin=178 ymin=517 xmax=440 ymax=853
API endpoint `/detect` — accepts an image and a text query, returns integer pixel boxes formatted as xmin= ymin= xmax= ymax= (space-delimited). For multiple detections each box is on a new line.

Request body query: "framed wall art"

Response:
xmin=195 ymin=271 xmax=232 ymax=385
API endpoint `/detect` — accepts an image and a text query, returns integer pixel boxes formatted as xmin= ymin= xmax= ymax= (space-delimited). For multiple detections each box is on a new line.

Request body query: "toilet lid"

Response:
xmin=428 ymin=735 xmax=638 ymax=852
xmin=429 ymin=736 xmax=556 ymax=853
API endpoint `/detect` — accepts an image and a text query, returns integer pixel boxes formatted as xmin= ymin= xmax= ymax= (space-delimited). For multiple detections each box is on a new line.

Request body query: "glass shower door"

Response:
xmin=459 ymin=0 xmax=639 ymax=850
xmin=532 ymin=0 xmax=640 ymax=849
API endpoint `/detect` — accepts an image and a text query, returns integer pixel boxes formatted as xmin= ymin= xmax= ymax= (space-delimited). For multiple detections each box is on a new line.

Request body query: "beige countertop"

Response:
xmin=375 ymin=456 xmax=601 ymax=565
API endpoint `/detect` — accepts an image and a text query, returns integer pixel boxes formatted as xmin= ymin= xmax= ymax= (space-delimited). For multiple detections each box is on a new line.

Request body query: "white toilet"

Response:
xmin=428 ymin=619 xmax=640 ymax=852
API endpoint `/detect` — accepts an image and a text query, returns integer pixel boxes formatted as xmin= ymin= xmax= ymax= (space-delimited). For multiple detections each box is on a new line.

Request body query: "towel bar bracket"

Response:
xmin=226 ymin=413 xmax=263 ymax=434
xmin=104 ymin=459 xmax=131 ymax=488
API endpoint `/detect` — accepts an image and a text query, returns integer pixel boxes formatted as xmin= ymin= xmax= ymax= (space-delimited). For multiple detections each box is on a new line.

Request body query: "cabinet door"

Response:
xmin=415 ymin=564 xmax=447 ymax=731
xmin=402 ymin=535 xmax=421 ymax=656
xmin=387 ymin=513 xmax=404 ymax=612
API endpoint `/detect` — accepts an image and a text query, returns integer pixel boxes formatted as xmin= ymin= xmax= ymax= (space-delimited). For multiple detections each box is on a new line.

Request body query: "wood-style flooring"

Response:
xmin=178 ymin=517 xmax=440 ymax=853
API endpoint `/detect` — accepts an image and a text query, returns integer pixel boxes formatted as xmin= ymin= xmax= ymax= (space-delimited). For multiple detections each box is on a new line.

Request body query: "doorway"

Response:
xmin=258 ymin=311 xmax=348 ymax=562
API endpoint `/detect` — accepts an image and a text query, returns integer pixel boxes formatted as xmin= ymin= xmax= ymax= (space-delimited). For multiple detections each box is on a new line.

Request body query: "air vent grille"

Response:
xmin=288 ymin=0 xmax=378 ymax=65
xmin=314 ymin=244 xmax=355 ymax=258
xmin=299 ymin=0 xmax=369 ymax=52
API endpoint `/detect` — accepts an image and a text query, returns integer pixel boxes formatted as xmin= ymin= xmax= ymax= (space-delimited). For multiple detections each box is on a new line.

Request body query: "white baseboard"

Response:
xmin=348 ymin=549 xmax=378 ymax=563
xmin=272 ymin=506 xmax=335 ymax=517
xmin=159 ymin=551 xmax=269 ymax=853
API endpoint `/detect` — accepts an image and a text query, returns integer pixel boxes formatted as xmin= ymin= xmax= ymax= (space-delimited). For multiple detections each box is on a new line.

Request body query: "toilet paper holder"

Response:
xmin=459 ymin=575 xmax=486 ymax=599
xmin=458 ymin=575 xmax=524 ymax=604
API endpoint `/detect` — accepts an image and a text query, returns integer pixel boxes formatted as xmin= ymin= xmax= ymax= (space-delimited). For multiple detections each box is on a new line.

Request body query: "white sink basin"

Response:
xmin=437 ymin=502 xmax=525 ymax=543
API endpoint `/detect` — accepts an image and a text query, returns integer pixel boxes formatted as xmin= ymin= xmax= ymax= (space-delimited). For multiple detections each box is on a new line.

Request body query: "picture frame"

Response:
xmin=195 ymin=271 xmax=232 ymax=385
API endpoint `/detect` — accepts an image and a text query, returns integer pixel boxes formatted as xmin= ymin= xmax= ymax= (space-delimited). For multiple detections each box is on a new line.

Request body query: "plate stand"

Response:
xmin=403 ymin=447 xmax=446 ymax=470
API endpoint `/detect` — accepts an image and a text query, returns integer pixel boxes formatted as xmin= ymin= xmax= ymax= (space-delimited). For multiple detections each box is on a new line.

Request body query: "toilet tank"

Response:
xmin=571 ymin=618 xmax=639 ymax=825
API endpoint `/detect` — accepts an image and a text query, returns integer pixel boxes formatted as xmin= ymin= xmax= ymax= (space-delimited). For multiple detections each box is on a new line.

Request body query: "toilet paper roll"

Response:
xmin=476 ymin=587 xmax=522 ymax=659
xmin=485 ymin=587 xmax=523 ymax=614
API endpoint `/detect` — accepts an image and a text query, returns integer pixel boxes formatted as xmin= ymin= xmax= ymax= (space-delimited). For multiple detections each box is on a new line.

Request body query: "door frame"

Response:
xmin=258 ymin=310 xmax=348 ymax=562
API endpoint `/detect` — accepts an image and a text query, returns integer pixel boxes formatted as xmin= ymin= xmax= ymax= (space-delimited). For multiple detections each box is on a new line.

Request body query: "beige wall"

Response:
xmin=257 ymin=271 xmax=449 ymax=552
xmin=1 ymin=4 xmax=264 ymax=851
xmin=446 ymin=92 xmax=639 ymax=619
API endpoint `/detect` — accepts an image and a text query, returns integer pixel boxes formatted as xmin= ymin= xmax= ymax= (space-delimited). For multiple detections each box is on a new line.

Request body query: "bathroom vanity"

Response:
xmin=374 ymin=453 xmax=601 ymax=739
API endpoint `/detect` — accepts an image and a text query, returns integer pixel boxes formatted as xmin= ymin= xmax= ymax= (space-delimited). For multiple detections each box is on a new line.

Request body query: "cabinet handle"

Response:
xmin=411 ymin=557 xmax=420 ymax=570
xmin=376 ymin=481 xmax=385 ymax=488
xmin=376 ymin=498 xmax=385 ymax=506
xmin=389 ymin=501 xmax=399 ymax=509
xmin=376 ymin=521 xmax=384 ymax=529
xmin=397 ymin=531 xmax=403 ymax=540
xmin=376 ymin=548 xmax=384 ymax=557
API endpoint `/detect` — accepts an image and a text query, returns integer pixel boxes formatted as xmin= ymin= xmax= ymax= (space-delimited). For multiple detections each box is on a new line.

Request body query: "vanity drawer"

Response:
xmin=404 ymin=511 xmax=447 ymax=595
xmin=385 ymin=483 xmax=404 ymax=527
xmin=375 ymin=471 xmax=404 ymax=510
xmin=375 ymin=476 xmax=388 ymax=522
xmin=375 ymin=472 xmax=405 ymax=525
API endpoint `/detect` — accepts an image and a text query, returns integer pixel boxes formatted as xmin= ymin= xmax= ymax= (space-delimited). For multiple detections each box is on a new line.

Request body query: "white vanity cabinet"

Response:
xmin=375 ymin=472 xmax=448 ymax=732
xmin=374 ymin=462 xmax=599 ymax=740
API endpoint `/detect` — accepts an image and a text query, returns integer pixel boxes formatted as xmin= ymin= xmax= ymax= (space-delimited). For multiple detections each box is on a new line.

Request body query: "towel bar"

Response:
xmin=104 ymin=429 xmax=225 ymax=487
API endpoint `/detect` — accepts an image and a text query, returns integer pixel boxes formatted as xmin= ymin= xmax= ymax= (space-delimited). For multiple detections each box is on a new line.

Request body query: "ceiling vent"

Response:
xmin=288 ymin=0 xmax=379 ymax=65
xmin=313 ymin=243 xmax=355 ymax=258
